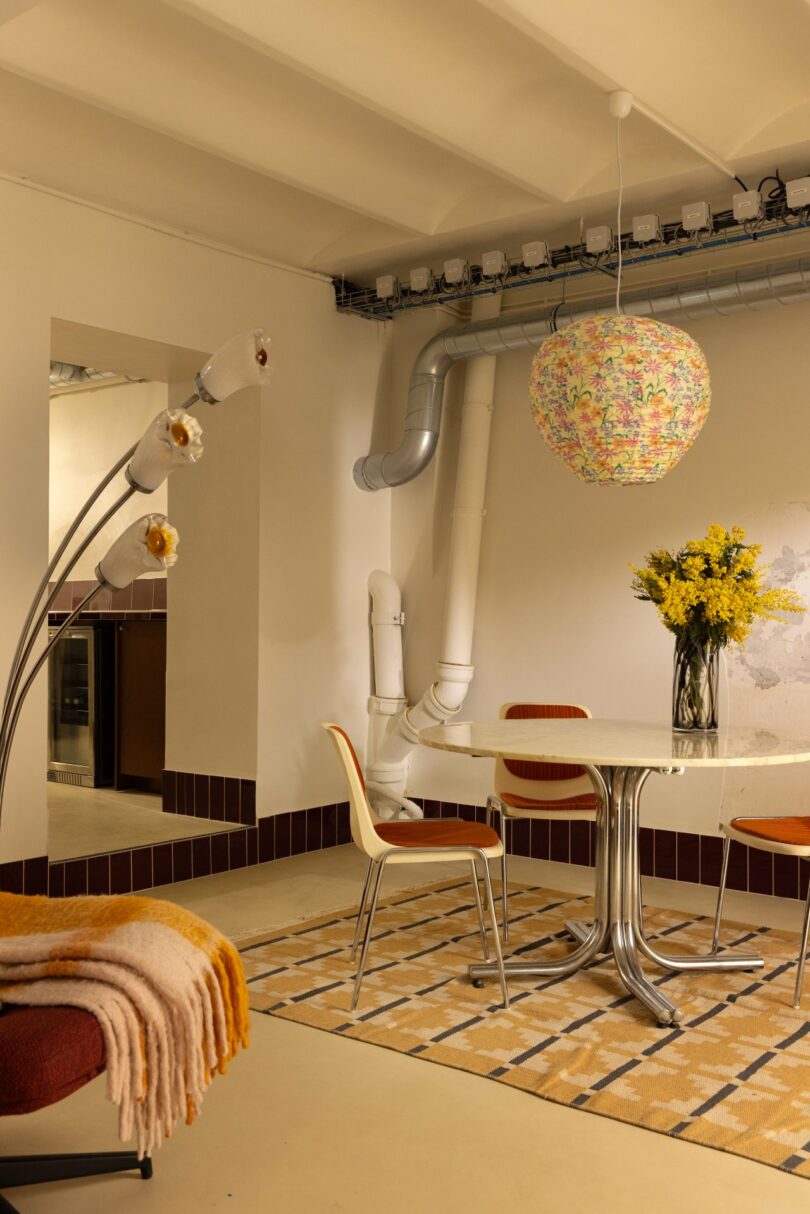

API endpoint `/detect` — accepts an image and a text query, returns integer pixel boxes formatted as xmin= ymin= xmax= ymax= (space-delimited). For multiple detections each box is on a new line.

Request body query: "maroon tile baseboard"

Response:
xmin=2 ymin=800 xmax=806 ymax=903
xmin=0 ymin=801 xmax=350 ymax=897
xmin=162 ymin=770 xmax=257 ymax=826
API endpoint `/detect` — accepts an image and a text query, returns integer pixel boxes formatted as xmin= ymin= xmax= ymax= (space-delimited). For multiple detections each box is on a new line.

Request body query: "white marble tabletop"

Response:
xmin=419 ymin=718 xmax=810 ymax=769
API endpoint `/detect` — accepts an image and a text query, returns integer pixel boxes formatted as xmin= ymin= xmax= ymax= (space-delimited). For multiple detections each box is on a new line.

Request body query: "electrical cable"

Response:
xmin=615 ymin=114 xmax=624 ymax=314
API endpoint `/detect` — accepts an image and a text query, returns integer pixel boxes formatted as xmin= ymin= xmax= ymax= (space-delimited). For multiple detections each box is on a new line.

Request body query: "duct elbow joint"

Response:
xmin=353 ymin=453 xmax=384 ymax=492
xmin=353 ymin=429 xmax=439 ymax=491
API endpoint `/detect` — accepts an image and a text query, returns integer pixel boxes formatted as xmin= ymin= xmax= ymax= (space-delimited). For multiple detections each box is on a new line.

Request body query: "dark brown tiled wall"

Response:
xmin=48 ymin=576 xmax=167 ymax=619
xmin=1 ymin=799 xmax=806 ymax=902
xmin=162 ymin=770 xmax=256 ymax=826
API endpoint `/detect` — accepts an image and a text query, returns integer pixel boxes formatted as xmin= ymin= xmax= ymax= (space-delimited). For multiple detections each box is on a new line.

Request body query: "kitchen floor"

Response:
xmin=47 ymin=781 xmax=233 ymax=860
xmin=4 ymin=848 xmax=809 ymax=1213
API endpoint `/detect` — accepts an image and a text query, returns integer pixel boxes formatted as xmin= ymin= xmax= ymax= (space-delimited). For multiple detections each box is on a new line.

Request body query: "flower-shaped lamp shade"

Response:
xmin=96 ymin=514 xmax=179 ymax=589
xmin=196 ymin=328 xmax=271 ymax=404
xmin=127 ymin=409 xmax=203 ymax=493
xmin=529 ymin=315 xmax=710 ymax=485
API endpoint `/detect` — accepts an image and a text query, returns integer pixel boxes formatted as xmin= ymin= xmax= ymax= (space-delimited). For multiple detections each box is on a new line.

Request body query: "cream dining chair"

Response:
xmin=322 ymin=723 xmax=509 ymax=1010
xmin=713 ymin=815 xmax=810 ymax=1008
xmin=486 ymin=703 xmax=598 ymax=939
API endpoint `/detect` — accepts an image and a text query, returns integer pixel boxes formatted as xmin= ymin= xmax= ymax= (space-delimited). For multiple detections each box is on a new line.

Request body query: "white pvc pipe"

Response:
xmin=366 ymin=569 xmax=409 ymax=812
xmin=435 ymin=293 xmax=500 ymax=701
xmin=367 ymin=569 xmax=405 ymax=701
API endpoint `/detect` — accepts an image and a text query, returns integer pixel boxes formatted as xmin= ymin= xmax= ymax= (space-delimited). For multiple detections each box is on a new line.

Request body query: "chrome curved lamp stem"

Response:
xmin=3 ymin=443 xmax=137 ymax=716
xmin=1 ymin=486 xmax=136 ymax=752
xmin=0 ymin=586 xmax=101 ymax=827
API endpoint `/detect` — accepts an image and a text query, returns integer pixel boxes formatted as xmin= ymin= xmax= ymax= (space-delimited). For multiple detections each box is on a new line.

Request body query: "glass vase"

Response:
xmin=672 ymin=636 xmax=719 ymax=732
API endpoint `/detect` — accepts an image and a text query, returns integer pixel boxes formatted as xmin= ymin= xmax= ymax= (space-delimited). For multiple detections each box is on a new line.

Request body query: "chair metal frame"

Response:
xmin=713 ymin=820 xmax=810 ymax=1008
xmin=485 ymin=702 xmax=596 ymax=940
xmin=323 ymin=723 xmax=509 ymax=1010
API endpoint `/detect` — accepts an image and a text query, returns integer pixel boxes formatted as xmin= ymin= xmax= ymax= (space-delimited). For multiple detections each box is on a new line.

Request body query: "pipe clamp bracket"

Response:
xmin=371 ymin=611 xmax=405 ymax=626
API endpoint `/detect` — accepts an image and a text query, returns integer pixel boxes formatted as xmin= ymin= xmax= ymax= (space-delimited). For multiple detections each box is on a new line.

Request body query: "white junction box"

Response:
xmin=408 ymin=266 xmax=433 ymax=293
xmin=682 ymin=201 xmax=712 ymax=232
xmin=786 ymin=177 xmax=810 ymax=210
xmin=375 ymin=274 xmax=398 ymax=300
xmin=443 ymin=257 xmax=468 ymax=285
xmin=481 ymin=249 xmax=508 ymax=277
xmin=632 ymin=213 xmax=661 ymax=244
xmin=585 ymin=225 xmax=613 ymax=254
xmin=521 ymin=240 xmax=550 ymax=269
xmin=733 ymin=190 xmax=764 ymax=222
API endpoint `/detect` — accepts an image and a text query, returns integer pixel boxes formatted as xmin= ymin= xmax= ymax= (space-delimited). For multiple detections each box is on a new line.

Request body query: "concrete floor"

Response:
xmin=47 ymin=782 xmax=233 ymax=860
xmin=4 ymin=848 xmax=810 ymax=1213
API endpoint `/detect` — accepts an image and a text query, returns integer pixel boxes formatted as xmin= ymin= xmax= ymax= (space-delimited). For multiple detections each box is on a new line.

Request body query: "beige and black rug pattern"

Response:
xmin=237 ymin=879 xmax=810 ymax=1178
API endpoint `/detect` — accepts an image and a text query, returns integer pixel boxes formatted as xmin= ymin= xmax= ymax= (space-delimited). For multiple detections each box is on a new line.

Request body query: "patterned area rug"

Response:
xmin=237 ymin=879 xmax=810 ymax=1178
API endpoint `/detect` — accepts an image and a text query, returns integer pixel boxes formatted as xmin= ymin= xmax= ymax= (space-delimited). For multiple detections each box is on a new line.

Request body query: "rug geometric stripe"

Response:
xmin=236 ymin=880 xmax=810 ymax=1179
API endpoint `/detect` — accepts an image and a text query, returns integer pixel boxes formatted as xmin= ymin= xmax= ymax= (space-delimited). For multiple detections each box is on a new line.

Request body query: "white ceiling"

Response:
xmin=0 ymin=0 xmax=809 ymax=282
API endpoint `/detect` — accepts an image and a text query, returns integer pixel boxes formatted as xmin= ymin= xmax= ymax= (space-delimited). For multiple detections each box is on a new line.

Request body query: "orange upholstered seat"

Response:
xmin=729 ymin=816 xmax=810 ymax=849
xmin=376 ymin=819 xmax=500 ymax=849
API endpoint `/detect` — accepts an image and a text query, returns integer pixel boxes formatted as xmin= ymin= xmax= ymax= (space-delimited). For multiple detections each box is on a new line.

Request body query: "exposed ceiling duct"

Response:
xmin=353 ymin=255 xmax=810 ymax=492
xmin=49 ymin=362 xmax=141 ymax=394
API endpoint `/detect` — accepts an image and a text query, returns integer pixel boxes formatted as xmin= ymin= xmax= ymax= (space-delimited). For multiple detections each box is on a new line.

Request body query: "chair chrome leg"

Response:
xmin=469 ymin=859 xmax=489 ymax=960
xmin=351 ymin=859 xmax=386 ymax=1011
xmin=500 ymin=812 xmax=510 ymax=942
xmin=794 ymin=861 xmax=810 ymax=1009
xmin=712 ymin=836 xmax=731 ymax=954
xmin=480 ymin=851 xmax=509 ymax=1010
xmin=351 ymin=859 xmax=376 ymax=961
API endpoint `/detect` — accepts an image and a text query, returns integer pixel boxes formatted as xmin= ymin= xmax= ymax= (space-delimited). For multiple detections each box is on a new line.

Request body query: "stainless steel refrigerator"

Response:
xmin=47 ymin=624 xmax=114 ymax=787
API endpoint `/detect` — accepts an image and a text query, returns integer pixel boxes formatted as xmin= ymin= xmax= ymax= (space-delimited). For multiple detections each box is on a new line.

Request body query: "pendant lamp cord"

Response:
xmin=615 ymin=114 xmax=624 ymax=316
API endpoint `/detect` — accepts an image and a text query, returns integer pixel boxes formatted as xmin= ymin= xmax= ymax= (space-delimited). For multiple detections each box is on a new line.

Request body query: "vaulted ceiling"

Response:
xmin=0 ymin=0 xmax=809 ymax=282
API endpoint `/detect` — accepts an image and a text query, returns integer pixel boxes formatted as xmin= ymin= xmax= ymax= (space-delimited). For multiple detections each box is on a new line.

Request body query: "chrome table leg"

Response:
xmin=628 ymin=784 xmax=763 ymax=977
xmin=469 ymin=763 xmax=763 ymax=1024
xmin=610 ymin=770 xmax=681 ymax=1026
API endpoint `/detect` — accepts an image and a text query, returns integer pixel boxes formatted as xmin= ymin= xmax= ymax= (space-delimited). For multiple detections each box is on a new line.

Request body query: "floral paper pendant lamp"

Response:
xmin=528 ymin=314 xmax=710 ymax=485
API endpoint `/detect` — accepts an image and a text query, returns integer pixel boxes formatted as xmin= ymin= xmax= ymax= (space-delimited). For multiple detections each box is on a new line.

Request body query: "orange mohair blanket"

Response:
xmin=0 ymin=892 xmax=249 ymax=1157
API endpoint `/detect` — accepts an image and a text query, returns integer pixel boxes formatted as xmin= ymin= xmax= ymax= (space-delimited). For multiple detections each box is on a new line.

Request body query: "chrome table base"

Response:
xmin=469 ymin=765 xmax=764 ymax=1026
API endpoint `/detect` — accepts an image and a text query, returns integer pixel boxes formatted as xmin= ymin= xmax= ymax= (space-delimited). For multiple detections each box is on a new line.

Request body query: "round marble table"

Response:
xmin=420 ymin=719 xmax=810 ymax=1025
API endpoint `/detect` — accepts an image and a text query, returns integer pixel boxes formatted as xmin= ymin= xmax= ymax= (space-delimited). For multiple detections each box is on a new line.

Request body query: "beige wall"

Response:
xmin=0 ymin=175 xmax=389 ymax=862
xmin=49 ymin=379 xmax=169 ymax=579
xmin=165 ymin=381 xmax=263 ymax=780
xmin=255 ymin=305 xmax=393 ymax=814
xmin=399 ymin=302 xmax=810 ymax=834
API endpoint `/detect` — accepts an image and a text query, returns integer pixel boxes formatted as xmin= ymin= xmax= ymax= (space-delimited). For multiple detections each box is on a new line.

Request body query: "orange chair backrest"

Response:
xmin=494 ymin=702 xmax=593 ymax=803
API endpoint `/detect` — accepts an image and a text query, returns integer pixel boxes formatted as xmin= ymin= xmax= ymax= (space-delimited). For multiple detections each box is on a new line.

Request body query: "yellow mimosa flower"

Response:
xmin=630 ymin=524 xmax=805 ymax=646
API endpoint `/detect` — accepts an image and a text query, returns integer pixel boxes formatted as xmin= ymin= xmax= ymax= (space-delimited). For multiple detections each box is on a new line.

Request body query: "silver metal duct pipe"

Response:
xmin=49 ymin=362 xmax=122 ymax=389
xmin=353 ymin=255 xmax=810 ymax=492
